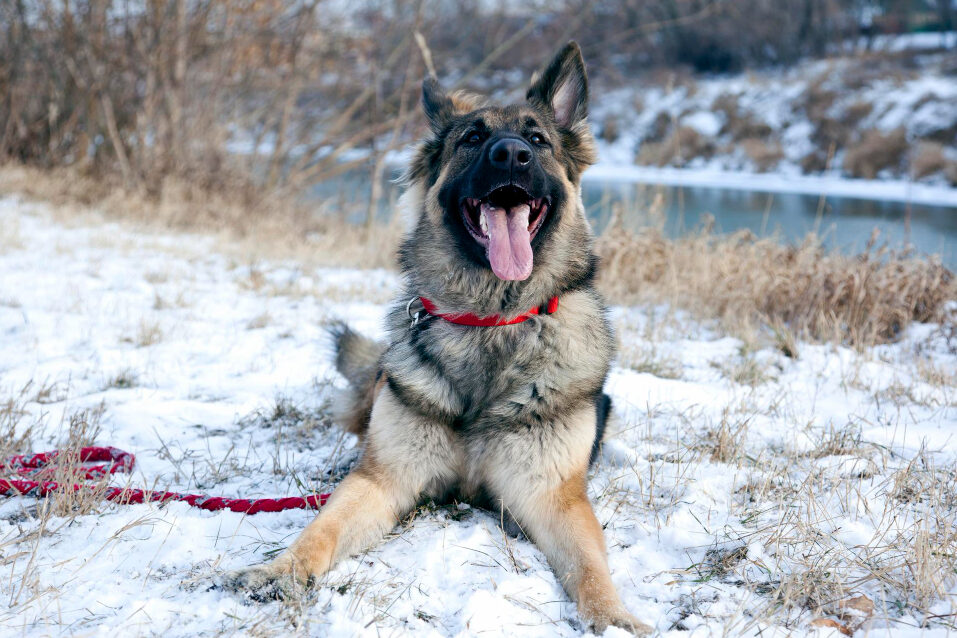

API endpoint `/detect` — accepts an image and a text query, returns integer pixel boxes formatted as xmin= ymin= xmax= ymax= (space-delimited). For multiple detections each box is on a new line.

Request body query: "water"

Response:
xmin=308 ymin=168 xmax=957 ymax=269
xmin=583 ymin=179 xmax=957 ymax=269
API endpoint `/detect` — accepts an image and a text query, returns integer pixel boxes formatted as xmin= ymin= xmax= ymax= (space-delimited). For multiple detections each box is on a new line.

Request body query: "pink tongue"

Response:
xmin=482 ymin=202 xmax=532 ymax=281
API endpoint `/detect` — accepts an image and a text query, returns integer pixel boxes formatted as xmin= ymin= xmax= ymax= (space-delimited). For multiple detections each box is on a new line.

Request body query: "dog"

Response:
xmin=225 ymin=41 xmax=652 ymax=635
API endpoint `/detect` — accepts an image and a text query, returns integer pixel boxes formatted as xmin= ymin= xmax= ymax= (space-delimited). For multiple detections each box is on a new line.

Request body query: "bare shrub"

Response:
xmin=713 ymin=95 xmax=773 ymax=142
xmin=711 ymin=93 xmax=740 ymax=130
xmin=947 ymin=161 xmax=957 ymax=187
xmin=843 ymin=127 xmax=909 ymax=179
xmin=802 ymin=78 xmax=841 ymax=140
xmin=911 ymin=141 xmax=948 ymax=179
xmin=636 ymin=126 xmax=715 ymax=167
xmin=599 ymin=114 xmax=621 ymax=143
xmin=741 ymin=138 xmax=784 ymax=171
xmin=841 ymin=101 xmax=874 ymax=127
xmin=800 ymin=150 xmax=830 ymax=173
xmin=644 ymin=112 xmax=673 ymax=144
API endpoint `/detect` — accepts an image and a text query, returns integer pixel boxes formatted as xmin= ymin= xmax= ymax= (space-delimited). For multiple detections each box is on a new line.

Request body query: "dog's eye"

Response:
xmin=529 ymin=133 xmax=546 ymax=145
xmin=465 ymin=131 xmax=482 ymax=145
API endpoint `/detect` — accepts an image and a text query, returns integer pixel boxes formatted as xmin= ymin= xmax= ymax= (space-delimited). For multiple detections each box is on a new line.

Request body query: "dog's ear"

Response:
xmin=526 ymin=41 xmax=588 ymax=129
xmin=422 ymin=76 xmax=455 ymax=133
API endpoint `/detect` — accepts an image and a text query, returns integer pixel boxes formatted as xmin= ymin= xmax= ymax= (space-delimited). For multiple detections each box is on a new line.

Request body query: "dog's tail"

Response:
xmin=327 ymin=322 xmax=387 ymax=437
xmin=589 ymin=393 xmax=612 ymax=466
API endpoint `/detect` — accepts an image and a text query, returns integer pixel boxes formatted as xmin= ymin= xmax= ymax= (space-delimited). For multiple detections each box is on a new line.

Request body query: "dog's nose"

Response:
xmin=488 ymin=138 xmax=533 ymax=172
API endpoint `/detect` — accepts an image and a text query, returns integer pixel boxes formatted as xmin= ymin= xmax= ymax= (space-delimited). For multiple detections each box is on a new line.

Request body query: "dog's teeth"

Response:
xmin=479 ymin=210 xmax=488 ymax=235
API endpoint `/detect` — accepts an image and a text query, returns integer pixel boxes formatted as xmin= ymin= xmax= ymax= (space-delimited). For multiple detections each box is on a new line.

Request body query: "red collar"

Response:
xmin=418 ymin=296 xmax=559 ymax=327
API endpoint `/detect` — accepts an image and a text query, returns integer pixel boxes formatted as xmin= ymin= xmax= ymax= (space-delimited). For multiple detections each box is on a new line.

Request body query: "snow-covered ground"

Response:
xmin=0 ymin=195 xmax=955 ymax=637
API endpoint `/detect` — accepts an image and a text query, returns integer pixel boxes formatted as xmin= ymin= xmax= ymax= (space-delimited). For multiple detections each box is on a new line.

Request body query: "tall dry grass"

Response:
xmin=597 ymin=217 xmax=955 ymax=347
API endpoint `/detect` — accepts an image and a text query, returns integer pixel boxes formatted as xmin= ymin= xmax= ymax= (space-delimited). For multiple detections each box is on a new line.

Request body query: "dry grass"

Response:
xmin=127 ymin=319 xmax=163 ymax=348
xmin=619 ymin=342 xmax=684 ymax=379
xmin=596 ymin=215 xmax=956 ymax=347
xmin=0 ymin=164 xmax=402 ymax=270
xmin=609 ymin=372 xmax=957 ymax=633
xmin=0 ymin=385 xmax=40 ymax=462
xmin=43 ymin=405 xmax=112 ymax=518
xmin=711 ymin=349 xmax=777 ymax=386
xmin=911 ymin=141 xmax=947 ymax=179
xmin=105 ymin=368 xmax=139 ymax=390
xmin=0 ymin=397 xmax=109 ymax=519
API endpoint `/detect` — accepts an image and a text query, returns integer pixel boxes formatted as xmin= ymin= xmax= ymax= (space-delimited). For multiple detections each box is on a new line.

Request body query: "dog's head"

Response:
xmin=401 ymin=42 xmax=597 ymax=310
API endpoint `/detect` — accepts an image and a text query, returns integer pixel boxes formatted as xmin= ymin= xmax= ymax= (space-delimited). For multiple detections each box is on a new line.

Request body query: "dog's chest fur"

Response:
xmin=379 ymin=289 xmax=613 ymax=436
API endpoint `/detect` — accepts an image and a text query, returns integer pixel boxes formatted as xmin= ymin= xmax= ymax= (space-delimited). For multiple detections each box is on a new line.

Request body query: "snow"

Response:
xmin=680 ymin=111 xmax=723 ymax=138
xmin=0 ymin=196 xmax=955 ymax=636
xmin=871 ymin=31 xmax=957 ymax=52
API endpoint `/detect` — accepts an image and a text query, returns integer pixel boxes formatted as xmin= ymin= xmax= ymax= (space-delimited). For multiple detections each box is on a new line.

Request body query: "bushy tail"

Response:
xmin=327 ymin=322 xmax=387 ymax=437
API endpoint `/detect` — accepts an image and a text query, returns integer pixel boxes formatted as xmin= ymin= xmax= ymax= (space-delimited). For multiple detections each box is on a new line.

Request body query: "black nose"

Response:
xmin=488 ymin=138 xmax=533 ymax=172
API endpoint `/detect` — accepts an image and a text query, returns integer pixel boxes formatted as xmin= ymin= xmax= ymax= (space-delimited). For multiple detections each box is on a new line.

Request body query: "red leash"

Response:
xmin=0 ymin=446 xmax=329 ymax=514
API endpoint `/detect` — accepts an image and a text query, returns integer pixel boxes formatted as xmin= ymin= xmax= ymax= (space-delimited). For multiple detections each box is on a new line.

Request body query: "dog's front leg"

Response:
xmin=502 ymin=471 xmax=653 ymax=635
xmin=483 ymin=405 xmax=653 ymax=635
xmin=225 ymin=386 xmax=462 ymax=599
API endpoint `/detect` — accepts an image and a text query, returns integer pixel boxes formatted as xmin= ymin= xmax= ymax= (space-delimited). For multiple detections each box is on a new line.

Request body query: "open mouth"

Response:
xmin=460 ymin=185 xmax=549 ymax=281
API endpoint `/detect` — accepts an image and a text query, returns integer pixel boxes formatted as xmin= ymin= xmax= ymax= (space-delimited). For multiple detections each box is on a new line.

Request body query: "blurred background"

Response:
xmin=1 ymin=0 xmax=955 ymax=265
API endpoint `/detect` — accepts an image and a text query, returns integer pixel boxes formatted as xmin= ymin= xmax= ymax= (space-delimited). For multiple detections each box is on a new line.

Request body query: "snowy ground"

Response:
xmin=0 ymin=195 xmax=955 ymax=637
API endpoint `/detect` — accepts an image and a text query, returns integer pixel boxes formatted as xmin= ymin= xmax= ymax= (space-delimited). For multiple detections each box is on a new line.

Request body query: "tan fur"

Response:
xmin=448 ymin=90 xmax=487 ymax=113
xmin=477 ymin=405 xmax=651 ymax=634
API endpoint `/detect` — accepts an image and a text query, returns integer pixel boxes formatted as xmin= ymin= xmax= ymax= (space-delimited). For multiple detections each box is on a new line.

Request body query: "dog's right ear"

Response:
xmin=422 ymin=77 xmax=455 ymax=134
xmin=526 ymin=41 xmax=589 ymax=130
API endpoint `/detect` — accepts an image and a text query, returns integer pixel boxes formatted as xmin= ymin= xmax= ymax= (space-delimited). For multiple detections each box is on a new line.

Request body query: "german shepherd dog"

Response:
xmin=226 ymin=42 xmax=652 ymax=635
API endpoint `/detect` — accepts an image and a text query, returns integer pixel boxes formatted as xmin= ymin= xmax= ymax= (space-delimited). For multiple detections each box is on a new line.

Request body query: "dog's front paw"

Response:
xmin=220 ymin=559 xmax=305 ymax=602
xmin=588 ymin=609 xmax=653 ymax=636
xmin=611 ymin=612 xmax=653 ymax=636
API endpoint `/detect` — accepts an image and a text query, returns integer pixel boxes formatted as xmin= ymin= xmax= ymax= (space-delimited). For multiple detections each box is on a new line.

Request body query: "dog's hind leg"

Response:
xmin=224 ymin=385 xmax=463 ymax=599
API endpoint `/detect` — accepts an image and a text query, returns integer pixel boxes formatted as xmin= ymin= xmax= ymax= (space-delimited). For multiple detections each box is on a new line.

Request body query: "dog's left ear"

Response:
xmin=422 ymin=76 xmax=456 ymax=134
xmin=526 ymin=41 xmax=589 ymax=129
